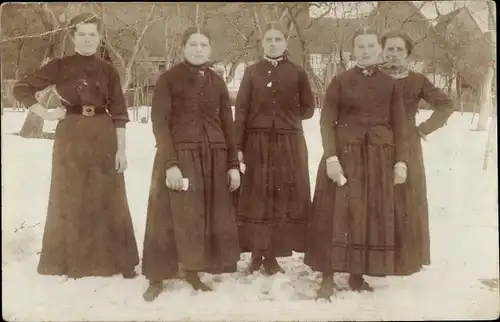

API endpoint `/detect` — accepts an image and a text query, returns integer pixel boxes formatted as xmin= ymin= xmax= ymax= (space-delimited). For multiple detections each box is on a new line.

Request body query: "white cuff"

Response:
xmin=326 ymin=155 xmax=340 ymax=164
xmin=394 ymin=161 xmax=407 ymax=170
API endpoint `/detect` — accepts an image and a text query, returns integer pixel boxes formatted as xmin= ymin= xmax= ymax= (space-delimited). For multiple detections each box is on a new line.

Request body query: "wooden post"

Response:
xmin=483 ymin=108 xmax=497 ymax=170
xmin=456 ymin=73 xmax=463 ymax=115
xmin=133 ymin=88 xmax=138 ymax=121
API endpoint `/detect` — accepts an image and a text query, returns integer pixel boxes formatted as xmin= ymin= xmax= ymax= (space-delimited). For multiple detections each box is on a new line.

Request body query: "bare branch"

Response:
xmin=0 ymin=10 xmax=102 ymax=44
xmin=279 ymin=7 xmax=288 ymax=23
xmin=222 ymin=14 xmax=249 ymax=42
xmin=306 ymin=3 xmax=333 ymax=29
xmin=121 ymin=4 xmax=160 ymax=92
xmin=253 ymin=5 xmax=263 ymax=38
xmin=434 ymin=1 xmax=442 ymax=16
xmin=100 ymin=4 xmax=125 ymax=67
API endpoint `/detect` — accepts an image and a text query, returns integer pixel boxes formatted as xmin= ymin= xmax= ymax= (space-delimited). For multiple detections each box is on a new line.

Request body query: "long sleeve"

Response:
xmin=296 ymin=68 xmax=315 ymax=120
xmin=219 ymin=80 xmax=239 ymax=170
xmin=151 ymin=73 xmax=178 ymax=169
xmin=234 ymin=67 xmax=252 ymax=150
xmin=320 ymin=76 xmax=340 ymax=158
xmin=390 ymin=83 xmax=409 ymax=163
xmin=107 ymin=66 xmax=130 ymax=128
xmin=13 ymin=58 xmax=61 ymax=108
xmin=418 ymin=75 xmax=455 ymax=135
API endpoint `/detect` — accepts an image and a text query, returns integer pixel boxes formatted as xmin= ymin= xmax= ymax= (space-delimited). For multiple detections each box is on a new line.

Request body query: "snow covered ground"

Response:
xmin=2 ymin=108 xmax=499 ymax=321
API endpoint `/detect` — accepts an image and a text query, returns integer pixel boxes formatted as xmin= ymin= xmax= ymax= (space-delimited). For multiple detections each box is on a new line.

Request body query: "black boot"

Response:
xmin=348 ymin=274 xmax=374 ymax=292
xmin=122 ymin=269 xmax=138 ymax=279
xmin=143 ymin=280 xmax=164 ymax=302
xmin=185 ymin=271 xmax=212 ymax=292
xmin=316 ymin=273 xmax=336 ymax=301
xmin=246 ymin=253 xmax=264 ymax=274
xmin=263 ymin=257 xmax=285 ymax=275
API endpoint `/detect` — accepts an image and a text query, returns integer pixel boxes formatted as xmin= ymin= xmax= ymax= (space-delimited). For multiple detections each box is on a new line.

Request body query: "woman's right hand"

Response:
xmin=44 ymin=107 xmax=66 ymax=121
xmin=326 ymin=156 xmax=344 ymax=184
xmin=166 ymin=166 xmax=184 ymax=191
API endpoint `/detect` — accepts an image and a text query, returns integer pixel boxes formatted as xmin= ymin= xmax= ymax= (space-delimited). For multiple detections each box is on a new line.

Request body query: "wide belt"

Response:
xmin=66 ymin=105 xmax=107 ymax=117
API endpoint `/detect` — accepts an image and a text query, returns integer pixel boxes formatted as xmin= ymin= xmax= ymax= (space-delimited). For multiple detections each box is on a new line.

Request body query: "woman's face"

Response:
xmin=353 ymin=33 xmax=382 ymax=66
xmin=262 ymin=29 xmax=287 ymax=58
xmin=72 ymin=23 xmax=100 ymax=56
xmin=183 ymin=33 xmax=211 ymax=66
xmin=383 ymin=37 xmax=409 ymax=67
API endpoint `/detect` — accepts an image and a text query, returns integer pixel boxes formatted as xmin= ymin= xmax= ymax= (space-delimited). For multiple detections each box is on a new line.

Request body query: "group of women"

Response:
xmin=13 ymin=13 xmax=454 ymax=302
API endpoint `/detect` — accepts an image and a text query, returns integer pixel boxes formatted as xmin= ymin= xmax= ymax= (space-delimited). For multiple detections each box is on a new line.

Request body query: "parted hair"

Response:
xmin=380 ymin=30 xmax=414 ymax=55
xmin=181 ymin=26 xmax=212 ymax=46
xmin=262 ymin=21 xmax=289 ymax=39
xmin=351 ymin=26 xmax=381 ymax=48
xmin=68 ymin=12 xmax=102 ymax=36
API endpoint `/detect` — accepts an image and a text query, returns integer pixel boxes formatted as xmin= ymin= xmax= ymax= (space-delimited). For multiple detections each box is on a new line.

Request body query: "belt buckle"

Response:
xmin=82 ymin=105 xmax=95 ymax=117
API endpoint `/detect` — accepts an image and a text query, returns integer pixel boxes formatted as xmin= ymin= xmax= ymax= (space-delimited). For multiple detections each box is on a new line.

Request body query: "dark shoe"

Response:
xmin=348 ymin=275 xmax=374 ymax=292
xmin=122 ymin=270 xmax=138 ymax=279
xmin=143 ymin=281 xmax=164 ymax=302
xmin=246 ymin=255 xmax=264 ymax=274
xmin=185 ymin=272 xmax=213 ymax=292
xmin=263 ymin=257 xmax=285 ymax=275
xmin=316 ymin=276 xmax=336 ymax=302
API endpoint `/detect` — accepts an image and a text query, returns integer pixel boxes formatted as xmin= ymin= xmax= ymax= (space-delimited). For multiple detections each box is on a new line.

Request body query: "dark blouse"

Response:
xmin=321 ymin=66 xmax=409 ymax=163
xmin=13 ymin=53 xmax=129 ymax=128
xmin=234 ymin=57 xmax=315 ymax=149
xmin=397 ymin=71 xmax=454 ymax=135
xmin=151 ymin=62 xmax=238 ymax=171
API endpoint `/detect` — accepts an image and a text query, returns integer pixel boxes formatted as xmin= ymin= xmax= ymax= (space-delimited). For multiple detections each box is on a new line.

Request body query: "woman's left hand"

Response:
xmin=115 ymin=149 xmax=128 ymax=173
xmin=228 ymin=169 xmax=241 ymax=192
xmin=393 ymin=161 xmax=407 ymax=185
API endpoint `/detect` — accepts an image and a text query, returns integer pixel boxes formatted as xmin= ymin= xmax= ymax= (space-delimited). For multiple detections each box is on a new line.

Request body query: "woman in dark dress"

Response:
xmin=380 ymin=31 xmax=454 ymax=275
xmin=12 ymin=13 xmax=139 ymax=279
xmin=304 ymin=27 xmax=409 ymax=299
xmin=142 ymin=27 xmax=241 ymax=301
xmin=234 ymin=22 xmax=315 ymax=275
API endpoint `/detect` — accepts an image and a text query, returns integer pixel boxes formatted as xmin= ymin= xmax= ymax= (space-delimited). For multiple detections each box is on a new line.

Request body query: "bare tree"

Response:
xmin=99 ymin=3 xmax=162 ymax=92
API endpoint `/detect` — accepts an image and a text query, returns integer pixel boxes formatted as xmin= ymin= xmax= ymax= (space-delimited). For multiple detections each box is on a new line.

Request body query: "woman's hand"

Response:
xmin=238 ymin=150 xmax=246 ymax=174
xmin=166 ymin=166 xmax=184 ymax=191
xmin=326 ymin=156 xmax=345 ymax=184
xmin=45 ymin=107 xmax=66 ymax=121
xmin=29 ymin=103 xmax=66 ymax=121
xmin=115 ymin=149 xmax=128 ymax=173
xmin=228 ymin=169 xmax=241 ymax=192
xmin=394 ymin=161 xmax=407 ymax=185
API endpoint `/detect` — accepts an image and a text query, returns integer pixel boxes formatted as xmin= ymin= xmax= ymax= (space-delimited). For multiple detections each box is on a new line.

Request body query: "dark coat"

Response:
xmin=151 ymin=62 xmax=239 ymax=170
xmin=305 ymin=66 xmax=410 ymax=276
xmin=392 ymin=71 xmax=454 ymax=274
xmin=142 ymin=62 xmax=240 ymax=280
xmin=234 ymin=57 xmax=316 ymax=256
xmin=14 ymin=53 xmax=129 ymax=127
xmin=12 ymin=53 xmax=138 ymax=278
xmin=234 ymin=57 xmax=316 ymax=150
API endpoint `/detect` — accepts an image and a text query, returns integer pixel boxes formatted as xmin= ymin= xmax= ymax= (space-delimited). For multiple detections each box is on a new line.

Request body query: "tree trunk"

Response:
xmin=482 ymin=105 xmax=497 ymax=170
xmin=225 ymin=62 xmax=240 ymax=84
xmin=476 ymin=65 xmax=494 ymax=130
xmin=456 ymin=74 xmax=463 ymax=115
xmin=476 ymin=1 xmax=496 ymax=131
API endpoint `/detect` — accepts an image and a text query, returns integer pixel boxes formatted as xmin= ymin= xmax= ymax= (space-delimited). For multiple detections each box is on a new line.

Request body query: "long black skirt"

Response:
xmin=304 ymin=142 xmax=399 ymax=276
xmin=142 ymin=142 xmax=240 ymax=282
xmin=37 ymin=114 xmax=139 ymax=278
xmin=236 ymin=129 xmax=312 ymax=257
xmin=393 ymin=128 xmax=431 ymax=275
